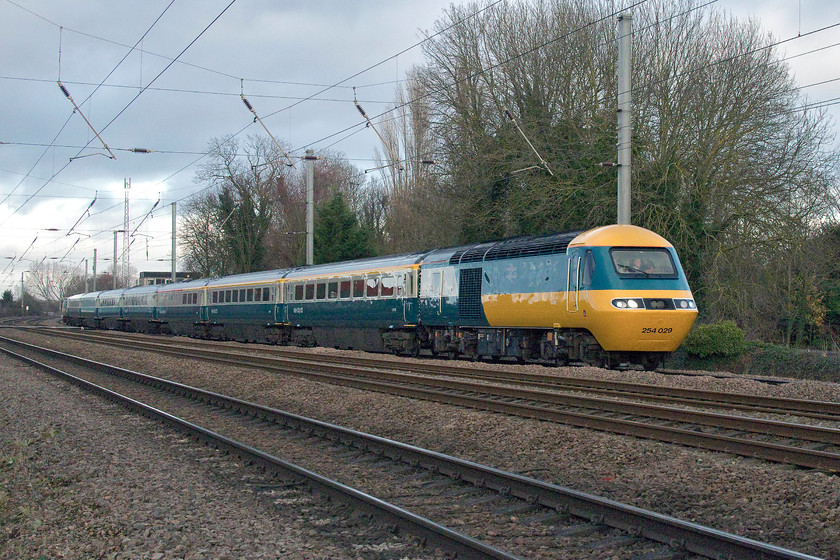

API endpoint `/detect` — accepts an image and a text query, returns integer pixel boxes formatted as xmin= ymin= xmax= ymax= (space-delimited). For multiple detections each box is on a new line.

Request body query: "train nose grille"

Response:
xmin=643 ymin=298 xmax=674 ymax=310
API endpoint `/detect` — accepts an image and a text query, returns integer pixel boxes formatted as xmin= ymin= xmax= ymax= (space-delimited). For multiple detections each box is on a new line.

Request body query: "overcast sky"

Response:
xmin=1 ymin=0 xmax=838 ymax=295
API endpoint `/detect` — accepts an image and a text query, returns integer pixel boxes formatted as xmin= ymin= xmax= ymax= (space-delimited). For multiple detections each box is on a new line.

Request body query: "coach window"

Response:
xmin=225 ymin=290 xmax=232 ymax=303
xmin=294 ymin=283 xmax=304 ymax=301
xmin=395 ymin=273 xmax=405 ymax=297
xmin=381 ymin=275 xmax=395 ymax=298
xmin=212 ymin=291 xmax=218 ymax=304
xmin=264 ymin=287 xmax=272 ymax=302
xmin=193 ymin=293 xmax=198 ymax=305
xmin=339 ymin=280 xmax=351 ymax=299
xmin=245 ymin=288 xmax=253 ymax=302
xmin=328 ymin=281 xmax=338 ymax=299
xmin=353 ymin=277 xmax=365 ymax=299
xmin=305 ymin=283 xmax=315 ymax=300
xmin=366 ymin=275 xmax=380 ymax=298
xmin=316 ymin=282 xmax=326 ymax=300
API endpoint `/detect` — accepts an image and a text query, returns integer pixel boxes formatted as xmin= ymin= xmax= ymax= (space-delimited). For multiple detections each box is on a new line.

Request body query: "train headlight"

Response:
xmin=673 ymin=298 xmax=697 ymax=310
xmin=611 ymin=298 xmax=645 ymax=309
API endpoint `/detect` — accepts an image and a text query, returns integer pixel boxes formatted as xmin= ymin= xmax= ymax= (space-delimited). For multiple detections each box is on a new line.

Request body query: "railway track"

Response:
xmin=40 ymin=327 xmax=840 ymax=421
xmin=25 ymin=328 xmax=840 ymax=472
xmin=0 ymin=336 xmax=822 ymax=560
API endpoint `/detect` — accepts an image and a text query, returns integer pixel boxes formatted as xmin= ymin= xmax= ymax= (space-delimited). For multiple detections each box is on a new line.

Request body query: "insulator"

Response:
xmin=241 ymin=97 xmax=254 ymax=111
xmin=355 ymin=103 xmax=367 ymax=117
xmin=132 ymin=148 xmax=151 ymax=153
xmin=58 ymin=82 xmax=71 ymax=99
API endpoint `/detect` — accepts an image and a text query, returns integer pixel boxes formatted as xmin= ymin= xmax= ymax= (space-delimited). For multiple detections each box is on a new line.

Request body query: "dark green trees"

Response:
xmin=314 ymin=193 xmax=373 ymax=265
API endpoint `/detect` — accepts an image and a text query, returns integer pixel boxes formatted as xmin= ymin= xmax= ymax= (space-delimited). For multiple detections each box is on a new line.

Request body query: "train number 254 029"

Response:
xmin=642 ymin=327 xmax=673 ymax=334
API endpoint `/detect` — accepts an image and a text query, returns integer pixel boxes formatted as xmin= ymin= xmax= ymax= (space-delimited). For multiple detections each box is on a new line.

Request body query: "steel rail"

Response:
xmin=0 ymin=342 xmax=523 ymax=560
xmin=0 ymin=337 xmax=823 ymax=560
xmin=41 ymin=327 xmax=840 ymax=421
xmin=18 ymin=330 xmax=840 ymax=471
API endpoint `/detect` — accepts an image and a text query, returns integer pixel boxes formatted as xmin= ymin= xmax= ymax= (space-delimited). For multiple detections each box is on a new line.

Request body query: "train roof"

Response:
xmin=155 ymin=278 xmax=211 ymax=292
xmin=66 ymin=291 xmax=103 ymax=301
xmin=203 ymin=269 xmax=288 ymax=287
xmin=570 ymin=224 xmax=672 ymax=248
xmin=119 ymin=283 xmax=160 ymax=295
xmin=423 ymin=231 xmax=583 ymax=266
xmin=283 ymin=251 xmax=428 ymax=279
xmin=96 ymin=288 xmax=126 ymax=298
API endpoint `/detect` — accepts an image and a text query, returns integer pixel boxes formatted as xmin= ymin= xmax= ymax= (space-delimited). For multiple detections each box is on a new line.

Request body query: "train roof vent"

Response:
xmin=459 ymin=242 xmax=494 ymax=264
xmin=448 ymin=249 xmax=468 ymax=265
xmin=484 ymin=232 xmax=581 ymax=262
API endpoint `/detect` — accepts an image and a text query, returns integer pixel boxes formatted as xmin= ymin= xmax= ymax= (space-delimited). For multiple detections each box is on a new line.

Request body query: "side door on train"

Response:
xmin=566 ymin=249 xmax=582 ymax=314
xmin=402 ymin=268 xmax=419 ymax=324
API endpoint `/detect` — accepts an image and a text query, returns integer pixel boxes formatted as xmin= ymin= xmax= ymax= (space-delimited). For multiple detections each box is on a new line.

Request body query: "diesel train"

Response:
xmin=62 ymin=224 xmax=698 ymax=369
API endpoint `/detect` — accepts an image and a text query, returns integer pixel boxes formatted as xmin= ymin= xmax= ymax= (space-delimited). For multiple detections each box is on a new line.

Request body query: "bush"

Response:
xmin=682 ymin=320 xmax=746 ymax=358
xmin=745 ymin=345 xmax=840 ymax=382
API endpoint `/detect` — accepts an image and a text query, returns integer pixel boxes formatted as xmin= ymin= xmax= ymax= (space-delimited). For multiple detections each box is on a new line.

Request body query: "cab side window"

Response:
xmin=582 ymin=250 xmax=595 ymax=288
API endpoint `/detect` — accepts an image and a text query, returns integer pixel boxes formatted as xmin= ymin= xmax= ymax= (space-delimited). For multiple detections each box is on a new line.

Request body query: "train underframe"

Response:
xmin=68 ymin=315 xmax=664 ymax=370
xmin=380 ymin=325 xmax=664 ymax=370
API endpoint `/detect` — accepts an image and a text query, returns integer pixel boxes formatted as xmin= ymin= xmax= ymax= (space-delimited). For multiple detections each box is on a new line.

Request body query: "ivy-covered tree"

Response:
xmin=416 ymin=0 xmax=839 ymax=344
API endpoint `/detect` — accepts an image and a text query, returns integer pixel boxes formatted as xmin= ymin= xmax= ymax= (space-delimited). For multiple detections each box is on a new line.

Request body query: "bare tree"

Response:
xmin=181 ymin=193 xmax=225 ymax=278
xmin=371 ymin=69 xmax=458 ymax=253
xmin=26 ymin=261 xmax=79 ymax=302
xmin=188 ymin=135 xmax=295 ymax=275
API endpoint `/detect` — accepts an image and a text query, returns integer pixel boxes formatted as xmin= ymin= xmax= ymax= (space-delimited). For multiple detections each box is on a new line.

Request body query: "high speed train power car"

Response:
xmin=63 ymin=224 xmax=698 ymax=369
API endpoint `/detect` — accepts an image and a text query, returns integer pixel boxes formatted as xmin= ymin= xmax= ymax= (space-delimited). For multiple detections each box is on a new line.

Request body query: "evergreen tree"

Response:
xmin=1 ymin=290 xmax=13 ymax=311
xmin=314 ymin=193 xmax=373 ymax=264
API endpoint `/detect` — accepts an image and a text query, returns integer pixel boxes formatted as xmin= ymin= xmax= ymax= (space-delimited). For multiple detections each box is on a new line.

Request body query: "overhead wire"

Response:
xmin=0 ymin=76 xmax=396 ymax=104
xmin=6 ymin=0 xmax=406 ymax=91
xmin=0 ymin=2 xmax=239 ymax=288
xmin=6 ymin=1 xmax=840 ymax=289
xmin=0 ymin=0 xmax=176 ymax=209
xmin=1 ymin=0 xmax=236 ymax=226
xmin=258 ymin=0 xmax=508 ymax=122
xmin=286 ymin=0 xmax=653 ymax=153
xmin=48 ymin=0 xmax=511 ymax=277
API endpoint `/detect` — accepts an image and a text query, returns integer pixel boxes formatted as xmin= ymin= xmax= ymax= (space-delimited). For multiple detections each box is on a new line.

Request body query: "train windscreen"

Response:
xmin=610 ymin=248 xmax=676 ymax=277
